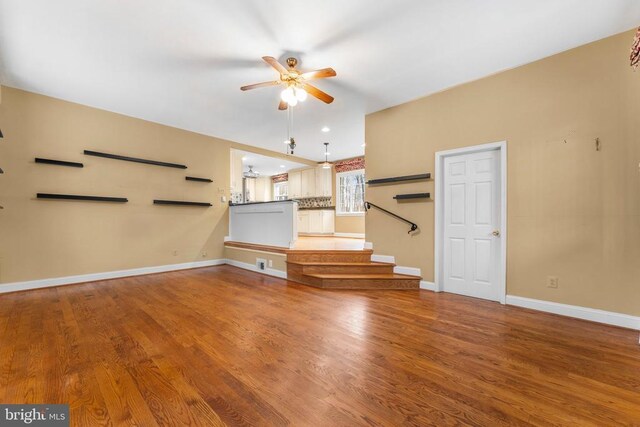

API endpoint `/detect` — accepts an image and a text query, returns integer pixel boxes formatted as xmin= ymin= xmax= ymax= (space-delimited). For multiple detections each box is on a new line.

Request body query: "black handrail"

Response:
xmin=365 ymin=201 xmax=418 ymax=234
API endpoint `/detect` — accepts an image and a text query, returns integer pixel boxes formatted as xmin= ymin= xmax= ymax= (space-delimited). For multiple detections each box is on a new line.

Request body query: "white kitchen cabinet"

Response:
xmin=298 ymin=210 xmax=334 ymax=234
xmin=289 ymin=170 xmax=302 ymax=199
xmin=315 ymin=166 xmax=332 ymax=197
xmin=309 ymin=210 xmax=322 ymax=232
xmin=301 ymin=168 xmax=316 ymax=198
xmin=298 ymin=211 xmax=310 ymax=233
xmin=322 ymin=210 xmax=335 ymax=233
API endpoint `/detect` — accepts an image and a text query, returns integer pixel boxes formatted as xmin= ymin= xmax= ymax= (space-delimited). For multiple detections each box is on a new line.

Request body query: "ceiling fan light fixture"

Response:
xmin=295 ymin=87 xmax=307 ymax=102
xmin=322 ymin=162 xmax=331 ymax=169
xmin=280 ymin=87 xmax=294 ymax=103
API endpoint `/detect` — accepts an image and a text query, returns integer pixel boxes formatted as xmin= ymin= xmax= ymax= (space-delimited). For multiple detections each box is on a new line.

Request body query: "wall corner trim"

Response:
xmin=0 ymin=259 xmax=227 ymax=294
xmin=506 ymin=295 xmax=640 ymax=331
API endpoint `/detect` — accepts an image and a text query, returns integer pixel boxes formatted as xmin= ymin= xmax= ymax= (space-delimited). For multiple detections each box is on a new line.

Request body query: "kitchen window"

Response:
xmin=273 ymin=181 xmax=288 ymax=200
xmin=336 ymin=169 xmax=365 ymax=216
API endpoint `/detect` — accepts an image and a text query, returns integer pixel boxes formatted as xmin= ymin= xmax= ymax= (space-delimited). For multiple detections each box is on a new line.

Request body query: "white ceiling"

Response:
xmin=1 ymin=1 xmax=639 ymax=161
xmin=234 ymin=149 xmax=308 ymax=177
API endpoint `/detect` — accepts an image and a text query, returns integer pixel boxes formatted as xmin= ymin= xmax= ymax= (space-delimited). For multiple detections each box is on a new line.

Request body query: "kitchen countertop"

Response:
xmin=229 ymin=200 xmax=296 ymax=207
xmin=298 ymin=206 xmax=335 ymax=210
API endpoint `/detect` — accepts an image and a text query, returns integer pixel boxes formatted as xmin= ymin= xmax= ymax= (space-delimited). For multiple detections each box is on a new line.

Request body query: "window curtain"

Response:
xmin=271 ymin=173 xmax=288 ymax=183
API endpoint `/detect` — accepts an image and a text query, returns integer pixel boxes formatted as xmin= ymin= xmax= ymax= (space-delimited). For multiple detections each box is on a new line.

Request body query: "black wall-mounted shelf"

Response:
xmin=393 ymin=193 xmax=431 ymax=200
xmin=36 ymin=158 xmax=84 ymax=168
xmin=185 ymin=176 xmax=213 ymax=183
xmin=84 ymin=150 xmax=187 ymax=169
xmin=366 ymin=173 xmax=431 ymax=185
xmin=37 ymin=193 xmax=128 ymax=203
xmin=153 ymin=199 xmax=212 ymax=207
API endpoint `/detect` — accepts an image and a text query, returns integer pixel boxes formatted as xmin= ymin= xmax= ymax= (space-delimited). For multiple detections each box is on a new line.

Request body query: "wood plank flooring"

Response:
xmin=0 ymin=265 xmax=638 ymax=426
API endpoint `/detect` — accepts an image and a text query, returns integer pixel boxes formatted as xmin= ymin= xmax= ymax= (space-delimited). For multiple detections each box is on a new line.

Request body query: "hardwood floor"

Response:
xmin=0 ymin=265 xmax=638 ymax=426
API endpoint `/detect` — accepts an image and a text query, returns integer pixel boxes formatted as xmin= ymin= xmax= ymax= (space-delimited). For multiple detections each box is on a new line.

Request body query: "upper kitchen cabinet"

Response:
xmin=301 ymin=168 xmax=316 ymax=198
xmin=289 ymin=170 xmax=302 ymax=199
xmin=315 ymin=166 xmax=332 ymax=197
xmin=288 ymin=165 xmax=333 ymax=199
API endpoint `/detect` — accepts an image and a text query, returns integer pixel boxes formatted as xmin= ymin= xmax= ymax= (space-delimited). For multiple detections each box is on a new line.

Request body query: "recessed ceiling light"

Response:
xmin=283 ymin=140 xmax=289 ymax=144
xmin=325 ymin=152 xmax=331 ymax=156
xmin=280 ymin=165 xmax=285 ymax=168
xmin=321 ymin=126 xmax=330 ymax=133
xmin=361 ymin=143 xmax=366 ymax=147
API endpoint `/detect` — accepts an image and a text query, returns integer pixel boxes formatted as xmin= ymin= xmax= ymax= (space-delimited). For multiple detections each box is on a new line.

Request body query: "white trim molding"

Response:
xmin=371 ymin=254 xmax=395 ymax=264
xmin=224 ymin=259 xmax=287 ymax=279
xmin=434 ymin=140 xmax=508 ymax=304
xmin=333 ymin=232 xmax=366 ymax=239
xmin=0 ymin=259 xmax=227 ymax=294
xmin=506 ymin=296 xmax=640 ymax=331
xmin=420 ymin=281 xmax=437 ymax=291
xmin=394 ymin=265 xmax=421 ymax=277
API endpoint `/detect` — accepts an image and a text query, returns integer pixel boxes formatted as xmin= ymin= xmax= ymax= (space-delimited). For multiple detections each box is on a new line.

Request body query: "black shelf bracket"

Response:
xmin=393 ymin=193 xmax=430 ymax=200
xmin=37 ymin=193 xmax=128 ymax=203
xmin=365 ymin=201 xmax=418 ymax=233
xmin=185 ymin=176 xmax=213 ymax=183
xmin=84 ymin=150 xmax=187 ymax=169
xmin=36 ymin=158 xmax=84 ymax=168
xmin=366 ymin=173 xmax=431 ymax=185
xmin=154 ymin=200 xmax=212 ymax=207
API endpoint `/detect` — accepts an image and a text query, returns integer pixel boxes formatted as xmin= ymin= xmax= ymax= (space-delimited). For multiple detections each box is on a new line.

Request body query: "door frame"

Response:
xmin=434 ymin=141 xmax=507 ymax=304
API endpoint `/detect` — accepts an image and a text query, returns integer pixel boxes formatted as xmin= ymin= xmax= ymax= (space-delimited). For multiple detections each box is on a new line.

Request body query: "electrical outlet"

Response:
xmin=202 ymin=251 xmax=207 ymax=258
xmin=173 ymin=250 xmax=178 ymax=256
xmin=256 ymin=258 xmax=266 ymax=271
xmin=268 ymin=260 xmax=273 ymax=268
xmin=547 ymin=276 xmax=559 ymax=288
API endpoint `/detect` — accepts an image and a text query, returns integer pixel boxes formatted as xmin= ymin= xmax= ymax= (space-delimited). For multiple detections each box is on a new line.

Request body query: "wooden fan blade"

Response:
xmin=300 ymin=68 xmax=336 ymax=80
xmin=262 ymin=56 xmax=288 ymax=75
xmin=301 ymin=83 xmax=334 ymax=104
xmin=240 ymin=81 xmax=280 ymax=91
xmin=278 ymin=100 xmax=288 ymax=110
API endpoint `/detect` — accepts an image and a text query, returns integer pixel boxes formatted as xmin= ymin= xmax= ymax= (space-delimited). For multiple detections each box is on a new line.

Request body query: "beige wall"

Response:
xmin=365 ymin=30 xmax=640 ymax=316
xmin=0 ymin=87 xmax=305 ymax=284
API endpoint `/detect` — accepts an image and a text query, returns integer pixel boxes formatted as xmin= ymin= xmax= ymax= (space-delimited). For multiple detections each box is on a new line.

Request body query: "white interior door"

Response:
xmin=443 ymin=149 xmax=502 ymax=301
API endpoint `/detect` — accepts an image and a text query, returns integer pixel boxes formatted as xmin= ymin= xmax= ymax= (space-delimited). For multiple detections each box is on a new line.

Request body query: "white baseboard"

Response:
xmin=0 ymin=259 xmax=227 ymax=294
xmin=394 ymin=265 xmax=421 ymax=276
xmin=420 ymin=280 xmax=436 ymax=291
xmin=506 ymin=295 xmax=640 ymax=331
xmin=371 ymin=254 xmax=395 ymax=264
xmin=364 ymin=241 xmax=373 ymax=250
xmin=224 ymin=259 xmax=287 ymax=279
xmin=333 ymin=232 xmax=365 ymax=238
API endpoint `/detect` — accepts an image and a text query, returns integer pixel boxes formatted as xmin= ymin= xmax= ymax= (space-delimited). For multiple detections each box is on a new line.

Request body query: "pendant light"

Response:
xmin=321 ymin=142 xmax=331 ymax=169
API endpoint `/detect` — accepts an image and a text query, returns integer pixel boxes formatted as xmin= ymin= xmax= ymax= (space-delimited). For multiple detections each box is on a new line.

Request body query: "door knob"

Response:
xmin=492 ymin=229 xmax=501 ymax=237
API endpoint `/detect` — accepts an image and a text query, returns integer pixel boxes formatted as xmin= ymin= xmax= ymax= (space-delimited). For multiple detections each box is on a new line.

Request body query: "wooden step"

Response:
xmin=286 ymin=249 xmax=373 ymax=264
xmin=289 ymin=272 xmax=421 ymax=290
xmin=286 ymin=261 xmax=395 ymax=275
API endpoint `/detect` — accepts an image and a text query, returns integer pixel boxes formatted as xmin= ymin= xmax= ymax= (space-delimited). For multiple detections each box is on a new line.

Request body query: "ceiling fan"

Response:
xmin=241 ymin=56 xmax=336 ymax=110
xmin=243 ymin=165 xmax=259 ymax=178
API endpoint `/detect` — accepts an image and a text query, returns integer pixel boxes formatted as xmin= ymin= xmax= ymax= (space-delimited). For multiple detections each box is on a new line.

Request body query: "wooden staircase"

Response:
xmin=286 ymin=249 xmax=421 ymax=290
